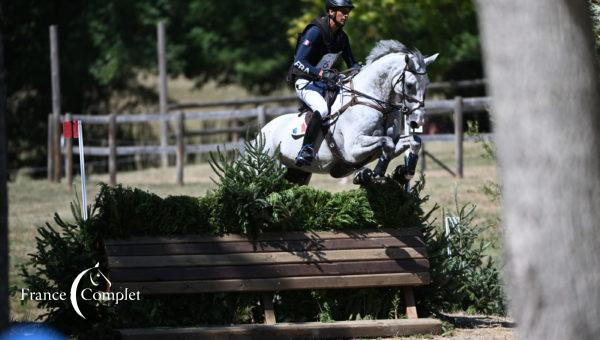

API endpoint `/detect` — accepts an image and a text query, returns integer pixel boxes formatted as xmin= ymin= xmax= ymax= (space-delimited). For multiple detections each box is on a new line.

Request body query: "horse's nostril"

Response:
xmin=409 ymin=121 xmax=418 ymax=129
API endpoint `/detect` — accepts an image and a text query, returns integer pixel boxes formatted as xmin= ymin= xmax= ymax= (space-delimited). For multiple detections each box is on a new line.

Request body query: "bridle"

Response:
xmin=391 ymin=55 xmax=427 ymax=115
xmin=325 ymin=54 xmax=427 ymax=122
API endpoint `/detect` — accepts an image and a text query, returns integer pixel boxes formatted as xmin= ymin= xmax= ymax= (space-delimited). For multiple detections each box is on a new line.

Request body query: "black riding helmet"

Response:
xmin=326 ymin=0 xmax=354 ymax=10
xmin=325 ymin=0 xmax=354 ymax=27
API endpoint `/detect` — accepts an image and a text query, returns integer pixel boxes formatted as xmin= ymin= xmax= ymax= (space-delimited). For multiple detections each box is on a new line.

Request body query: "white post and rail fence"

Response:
xmin=48 ymin=96 xmax=491 ymax=186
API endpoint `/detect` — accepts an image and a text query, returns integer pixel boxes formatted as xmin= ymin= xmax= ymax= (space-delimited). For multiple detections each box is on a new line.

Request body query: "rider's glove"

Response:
xmin=321 ymin=69 xmax=339 ymax=85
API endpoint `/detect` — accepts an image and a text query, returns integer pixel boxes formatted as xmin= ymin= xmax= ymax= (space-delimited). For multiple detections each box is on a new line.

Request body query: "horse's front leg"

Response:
xmin=349 ymin=134 xmax=394 ymax=184
xmin=391 ymin=135 xmax=422 ymax=184
xmin=346 ymin=134 xmax=394 ymax=163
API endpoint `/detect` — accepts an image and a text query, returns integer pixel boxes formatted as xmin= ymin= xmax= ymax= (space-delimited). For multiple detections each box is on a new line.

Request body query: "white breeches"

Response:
xmin=294 ymin=79 xmax=329 ymax=117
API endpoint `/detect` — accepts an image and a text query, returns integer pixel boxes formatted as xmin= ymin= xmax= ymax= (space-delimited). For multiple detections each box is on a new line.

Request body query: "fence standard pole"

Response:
xmin=50 ymin=25 xmax=62 ymax=183
xmin=157 ymin=22 xmax=169 ymax=168
xmin=108 ymin=113 xmax=117 ymax=186
xmin=175 ymin=112 xmax=185 ymax=186
xmin=65 ymin=113 xmax=73 ymax=186
xmin=257 ymin=105 xmax=266 ymax=129
xmin=454 ymin=96 xmax=464 ymax=178
xmin=47 ymin=114 xmax=54 ymax=181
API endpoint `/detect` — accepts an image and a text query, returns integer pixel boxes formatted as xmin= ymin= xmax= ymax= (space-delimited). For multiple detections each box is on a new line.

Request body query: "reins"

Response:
xmin=323 ymin=60 xmax=426 ymax=124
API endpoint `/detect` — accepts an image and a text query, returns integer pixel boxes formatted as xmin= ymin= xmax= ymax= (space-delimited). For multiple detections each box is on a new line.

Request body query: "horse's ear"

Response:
xmin=424 ymin=53 xmax=439 ymax=66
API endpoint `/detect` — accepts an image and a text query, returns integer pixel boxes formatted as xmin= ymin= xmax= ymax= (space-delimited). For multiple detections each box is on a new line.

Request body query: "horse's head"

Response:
xmin=389 ymin=51 xmax=438 ymax=129
xmin=362 ymin=41 xmax=438 ymax=131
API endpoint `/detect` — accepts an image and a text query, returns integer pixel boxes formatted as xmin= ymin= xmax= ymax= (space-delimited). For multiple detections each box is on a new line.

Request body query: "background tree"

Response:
xmin=1 ymin=0 xmax=302 ymax=170
xmin=477 ymin=1 xmax=600 ymax=338
xmin=2 ymin=1 xmax=167 ymax=169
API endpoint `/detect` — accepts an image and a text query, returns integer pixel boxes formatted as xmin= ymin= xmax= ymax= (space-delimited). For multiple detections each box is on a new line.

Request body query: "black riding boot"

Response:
xmin=295 ymin=111 xmax=322 ymax=166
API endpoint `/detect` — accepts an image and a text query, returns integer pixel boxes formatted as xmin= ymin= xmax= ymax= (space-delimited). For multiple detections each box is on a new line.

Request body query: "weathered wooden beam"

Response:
xmin=108 ymin=259 xmax=430 ymax=282
xmin=113 ymin=272 xmax=431 ymax=294
xmin=105 ymin=236 xmax=426 ymax=256
xmin=117 ymin=318 xmax=442 ymax=339
xmin=104 ymin=228 xmax=424 ymax=245
xmin=108 ymin=247 xmax=428 ymax=268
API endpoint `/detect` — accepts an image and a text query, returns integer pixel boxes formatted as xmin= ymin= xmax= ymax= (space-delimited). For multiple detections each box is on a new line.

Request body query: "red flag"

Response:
xmin=63 ymin=120 xmax=79 ymax=139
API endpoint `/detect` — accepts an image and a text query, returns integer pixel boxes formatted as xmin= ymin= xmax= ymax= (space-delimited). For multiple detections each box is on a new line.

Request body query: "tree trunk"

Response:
xmin=477 ymin=1 xmax=600 ymax=339
xmin=0 ymin=30 xmax=9 ymax=330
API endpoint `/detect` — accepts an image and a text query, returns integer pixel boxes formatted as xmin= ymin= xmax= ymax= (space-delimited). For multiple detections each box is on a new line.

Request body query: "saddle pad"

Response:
xmin=291 ymin=112 xmax=310 ymax=138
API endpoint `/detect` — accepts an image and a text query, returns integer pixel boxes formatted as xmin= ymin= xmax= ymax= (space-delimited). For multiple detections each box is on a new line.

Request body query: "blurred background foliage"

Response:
xmin=290 ymin=0 xmax=481 ymax=79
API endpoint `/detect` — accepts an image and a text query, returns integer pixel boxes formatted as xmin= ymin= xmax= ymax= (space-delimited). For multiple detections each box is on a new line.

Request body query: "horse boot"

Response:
xmin=373 ymin=154 xmax=391 ymax=178
xmin=392 ymin=153 xmax=419 ymax=184
xmin=295 ymin=111 xmax=323 ymax=166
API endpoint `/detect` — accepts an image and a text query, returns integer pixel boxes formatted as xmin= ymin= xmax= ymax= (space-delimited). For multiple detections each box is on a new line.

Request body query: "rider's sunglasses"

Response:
xmin=337 ymin=8 xmax=352 ymax=15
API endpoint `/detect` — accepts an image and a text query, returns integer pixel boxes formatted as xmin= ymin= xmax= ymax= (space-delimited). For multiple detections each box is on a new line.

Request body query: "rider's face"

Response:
xmin=329 ymin=7 xmax=351 ymax=25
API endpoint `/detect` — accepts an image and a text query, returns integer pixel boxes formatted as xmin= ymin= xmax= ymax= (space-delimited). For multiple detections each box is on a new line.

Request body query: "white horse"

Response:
xmin=261 ymin=40 xmax=438 ymax=185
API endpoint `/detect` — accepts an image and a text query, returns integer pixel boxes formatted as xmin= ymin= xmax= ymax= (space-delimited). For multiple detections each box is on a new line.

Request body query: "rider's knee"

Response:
xmin=313 ymin=102 xmax=328 ymax=117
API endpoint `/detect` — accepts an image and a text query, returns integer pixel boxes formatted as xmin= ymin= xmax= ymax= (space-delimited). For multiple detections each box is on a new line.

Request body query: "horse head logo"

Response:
xmin=69 ymin=263 xmax=111 ymax=319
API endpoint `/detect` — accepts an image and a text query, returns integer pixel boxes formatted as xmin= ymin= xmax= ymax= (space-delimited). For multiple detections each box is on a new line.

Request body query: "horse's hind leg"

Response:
xmin=285 ymin=167 xmax=313 ymax=185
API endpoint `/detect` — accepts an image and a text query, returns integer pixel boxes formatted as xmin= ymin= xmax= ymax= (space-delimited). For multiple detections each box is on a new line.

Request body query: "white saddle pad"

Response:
xmin=291 ymin=113 xmax=307 ymax=138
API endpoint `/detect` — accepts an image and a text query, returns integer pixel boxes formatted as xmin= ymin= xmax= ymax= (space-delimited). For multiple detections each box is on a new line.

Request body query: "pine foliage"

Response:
xmin=208 ymin=135 xmax=292 ymax=235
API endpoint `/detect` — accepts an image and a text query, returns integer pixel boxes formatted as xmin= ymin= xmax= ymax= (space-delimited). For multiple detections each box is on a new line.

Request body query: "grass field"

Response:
xmin=7 ymin=140 xmax=501 ymax=321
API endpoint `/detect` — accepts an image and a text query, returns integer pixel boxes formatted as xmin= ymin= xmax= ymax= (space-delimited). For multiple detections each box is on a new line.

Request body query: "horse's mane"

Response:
xmin=365 ymin=40 xmax=427 ymax=73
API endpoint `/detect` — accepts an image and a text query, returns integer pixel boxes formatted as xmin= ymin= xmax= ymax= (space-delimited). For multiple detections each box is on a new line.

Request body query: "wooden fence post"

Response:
xmin=157 ymin=21 xmax=169 ymax=168
xmin=175 ymin=112 xmax=185 ymax=186
xmin=50 ymin=26 xmax=62 ymax=183
xmin=53 ymin=114 xmax=61 ymax=182
xmin=420 ymin=141 xmax=426 ymax=173
xmin=47 ymin=114 xmax=54 ymax=181
xmin=257 ymin=105 xmax=266 ymax=130
xmin=108 ymin=113 xmax=117 ymax=186
xmin=454 ymin=96 xmax=464 ymax=178
xmin=65 ymin=113 xmax=73 ymax=186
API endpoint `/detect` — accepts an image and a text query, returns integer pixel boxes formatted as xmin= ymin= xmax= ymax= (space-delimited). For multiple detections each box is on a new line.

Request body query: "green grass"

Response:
xmin=7 ymin=140 xmax=501 ymax=321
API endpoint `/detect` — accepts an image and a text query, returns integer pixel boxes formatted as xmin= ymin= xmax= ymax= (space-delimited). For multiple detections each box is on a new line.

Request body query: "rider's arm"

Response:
xmin=293 ymin=26 xmax=322 ymax=78
xmin=341 ymin=34 xmax=360 ymax=69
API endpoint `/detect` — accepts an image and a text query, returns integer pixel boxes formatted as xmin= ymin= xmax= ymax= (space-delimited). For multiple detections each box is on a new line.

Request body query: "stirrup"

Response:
xmin=295 ymin=145 xmax=315 ymax=166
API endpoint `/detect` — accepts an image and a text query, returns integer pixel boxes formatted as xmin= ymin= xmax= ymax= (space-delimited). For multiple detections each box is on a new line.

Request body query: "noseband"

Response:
xmin=391 ymin=55 xmax=426 ymax=115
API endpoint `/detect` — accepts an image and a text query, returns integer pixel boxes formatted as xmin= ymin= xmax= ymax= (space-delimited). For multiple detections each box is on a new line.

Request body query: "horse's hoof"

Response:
xmin=392 ymin=165 xmax=413 ymax=185
xmin=353 ymin=169 xmax=373 ymax=185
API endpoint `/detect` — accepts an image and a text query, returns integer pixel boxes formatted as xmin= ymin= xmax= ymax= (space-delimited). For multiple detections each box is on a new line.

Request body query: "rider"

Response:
xmin=288 ymin=0 xmax=361 ymax=166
